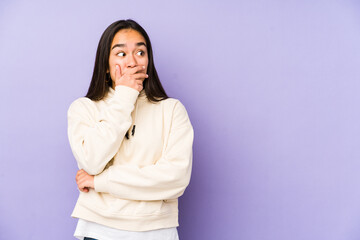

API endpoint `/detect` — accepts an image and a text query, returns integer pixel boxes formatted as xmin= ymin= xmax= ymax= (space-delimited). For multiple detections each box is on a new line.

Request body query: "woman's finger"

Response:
xmin=76 ymin=175 xmax=86 ymax=184
xmin=77 ymin=174 xmax=91 ymax=185
xmin=126 ymin=65 xmax=145 ymax=75
xmin=115 ymin=64 xmax=122 ymax=81
xmin=76 ymin=172 xmax=85 ymax=182
xmin=79 ymin=186 xmax=89 ymax=193
xmin=132 ymin=73 xmax=148 ymax=80
xmin=77 ymin=177 xmax=86 ymax=185
xmin=76 ymin=169 xmax=92 ymax=193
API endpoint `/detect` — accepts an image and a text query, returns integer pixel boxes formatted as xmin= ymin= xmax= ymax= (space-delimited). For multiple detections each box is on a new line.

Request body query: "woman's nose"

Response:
xmin=127 ymin=54 xmax=137 ymax=67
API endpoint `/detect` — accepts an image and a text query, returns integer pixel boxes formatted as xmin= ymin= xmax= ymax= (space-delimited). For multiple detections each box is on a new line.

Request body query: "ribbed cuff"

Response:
xmin=94 ymin=169 xmax=110 ymax=193
xmin=114 ymin=85 xmax=139 ymax=104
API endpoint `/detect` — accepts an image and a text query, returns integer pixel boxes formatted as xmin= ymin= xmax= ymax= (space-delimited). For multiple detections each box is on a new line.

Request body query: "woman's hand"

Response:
xmin=114 ymin=64 xmax=148 ymax=92
xmin=76 ymin=169 xmax=94 ymax=193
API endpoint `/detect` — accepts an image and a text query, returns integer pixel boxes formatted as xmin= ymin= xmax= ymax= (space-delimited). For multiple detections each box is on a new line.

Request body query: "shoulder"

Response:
xmin=161 ymin=98 xmax=189 ymax=115
xmin=161 ymin=98 xmax=192 ymax=128
xmin=67 ymin=97 xmax=97 ymax=118
xmin=161 ymin=97 xmax=186 ymax=110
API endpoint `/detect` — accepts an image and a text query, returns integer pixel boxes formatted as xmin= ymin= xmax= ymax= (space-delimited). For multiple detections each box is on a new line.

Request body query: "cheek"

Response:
xmin=109 ymin=59 xmax=126 ymax=78
xmin=142 ymin=59 xmax=149 ymax=72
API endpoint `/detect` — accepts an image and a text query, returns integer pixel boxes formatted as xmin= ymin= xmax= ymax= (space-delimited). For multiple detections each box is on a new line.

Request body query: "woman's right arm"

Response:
xmin=67 ymin=85 xmax=139 ymax=175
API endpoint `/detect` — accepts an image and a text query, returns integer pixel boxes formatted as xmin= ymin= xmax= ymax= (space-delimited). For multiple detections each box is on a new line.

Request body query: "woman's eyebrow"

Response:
xmin=111 ymin=43 xmax=125 ymax=50
xmin=136 ymin=42 xmax=146 ymax=47
xmin=111 ymin=42 xmax=147 ymax=50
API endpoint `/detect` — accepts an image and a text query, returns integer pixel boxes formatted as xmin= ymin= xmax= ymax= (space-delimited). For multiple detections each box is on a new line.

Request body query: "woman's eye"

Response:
xmin=117 ymin=52 xmax=125 ymax=57
xmin=136 ymin=51 xmax=144 ymax=56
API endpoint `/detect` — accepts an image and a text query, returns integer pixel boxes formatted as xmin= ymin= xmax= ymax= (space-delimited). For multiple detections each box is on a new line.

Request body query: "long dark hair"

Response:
xmin=85 ymin=19 xmax=168 ymax=102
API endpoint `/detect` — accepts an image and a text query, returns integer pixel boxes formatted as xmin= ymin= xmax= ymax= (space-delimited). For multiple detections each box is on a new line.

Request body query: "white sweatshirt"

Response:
xmin=67 ymin=85 xmax=194 ymax=231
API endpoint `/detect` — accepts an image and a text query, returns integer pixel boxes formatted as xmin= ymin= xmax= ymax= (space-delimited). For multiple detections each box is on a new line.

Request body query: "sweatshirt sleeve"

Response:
xmin=94 ymin=100 xmax=194 ymax=201
xmin=67 ymin=85 xmax=139 ymax=175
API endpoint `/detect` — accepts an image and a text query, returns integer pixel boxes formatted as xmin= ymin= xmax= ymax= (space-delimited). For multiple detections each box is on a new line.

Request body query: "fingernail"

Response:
xmin=146 ymin=74 xmax=149 ymax=77
xmin=143 ymin=66 xmax=145 ymax=69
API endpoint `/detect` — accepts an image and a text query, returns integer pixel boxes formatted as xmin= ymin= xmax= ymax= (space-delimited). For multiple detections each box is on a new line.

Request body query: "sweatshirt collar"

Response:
xmin=106 ymin=86 xmax=147 ymax=102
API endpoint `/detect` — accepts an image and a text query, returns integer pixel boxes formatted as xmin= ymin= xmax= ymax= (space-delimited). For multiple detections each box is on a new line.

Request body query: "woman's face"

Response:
xmin=108 ymin=29 xmax=149 ymax=86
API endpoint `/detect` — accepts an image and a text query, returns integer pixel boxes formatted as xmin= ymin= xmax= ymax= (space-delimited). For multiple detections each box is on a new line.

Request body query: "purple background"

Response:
xmin=1 ymin=0 xmax=360 ymax=239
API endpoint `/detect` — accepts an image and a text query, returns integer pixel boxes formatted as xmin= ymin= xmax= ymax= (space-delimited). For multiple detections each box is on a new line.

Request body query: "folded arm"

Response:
xmin=67 ymin=86 xmax=139 ymax=175
xmin=94 ymin=101 xmax=194 ymax=201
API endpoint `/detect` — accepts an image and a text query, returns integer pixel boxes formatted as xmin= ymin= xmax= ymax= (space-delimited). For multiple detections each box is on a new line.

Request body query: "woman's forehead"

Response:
xmin=112 ymin=29 xmax=146 ymax=47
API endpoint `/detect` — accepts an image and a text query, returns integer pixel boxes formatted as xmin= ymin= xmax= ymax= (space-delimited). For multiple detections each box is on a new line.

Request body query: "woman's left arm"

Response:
xmin=93 ymin=101 xmax=194 ymax=201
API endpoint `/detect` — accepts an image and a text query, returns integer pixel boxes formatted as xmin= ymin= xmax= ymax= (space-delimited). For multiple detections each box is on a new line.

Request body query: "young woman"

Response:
xmin=67 ymin=19 xmax=194 ymax=240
